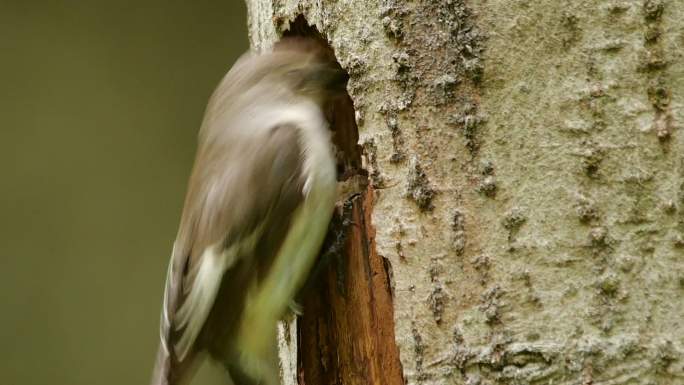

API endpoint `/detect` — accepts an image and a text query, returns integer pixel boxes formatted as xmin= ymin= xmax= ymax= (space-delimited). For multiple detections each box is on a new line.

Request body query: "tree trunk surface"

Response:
xmin=248 ymin=1 xmax=684 ymax=384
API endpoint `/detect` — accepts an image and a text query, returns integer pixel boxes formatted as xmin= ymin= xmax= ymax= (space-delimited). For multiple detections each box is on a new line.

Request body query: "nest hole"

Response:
xmin=281 ymin=16 xmax=363 ymax=181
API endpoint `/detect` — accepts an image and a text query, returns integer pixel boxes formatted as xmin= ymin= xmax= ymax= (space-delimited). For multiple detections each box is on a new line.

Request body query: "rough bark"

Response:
xmin=248 ymin=1 xmax=684 ymax=384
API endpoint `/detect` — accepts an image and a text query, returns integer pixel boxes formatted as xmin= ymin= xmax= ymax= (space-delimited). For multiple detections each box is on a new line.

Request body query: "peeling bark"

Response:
xmin=297 ymin=189 xmax=404 ymax=385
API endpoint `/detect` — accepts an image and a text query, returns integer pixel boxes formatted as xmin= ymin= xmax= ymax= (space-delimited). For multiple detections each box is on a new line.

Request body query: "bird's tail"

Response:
xmin=150 ymin=343 xmax=173 ymax=385
xmin=149 ymin=343 xmax=198 ymax=385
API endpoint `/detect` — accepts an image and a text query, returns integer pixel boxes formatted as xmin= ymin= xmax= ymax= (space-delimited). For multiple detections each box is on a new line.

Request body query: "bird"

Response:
xmin=150 ymin=38 xmax=347 ymax=385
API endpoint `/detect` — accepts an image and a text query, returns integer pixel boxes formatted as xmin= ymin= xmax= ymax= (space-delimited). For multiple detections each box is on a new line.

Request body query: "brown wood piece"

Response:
xmin=297 ymin=186 xmax=405 ymax=385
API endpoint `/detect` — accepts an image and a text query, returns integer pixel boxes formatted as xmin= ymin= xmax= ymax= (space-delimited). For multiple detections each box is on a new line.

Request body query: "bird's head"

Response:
xmin=271 ymin=38 xmax=348 ymax=103
xmin=229 ymin=38 xmax=348 ymax=106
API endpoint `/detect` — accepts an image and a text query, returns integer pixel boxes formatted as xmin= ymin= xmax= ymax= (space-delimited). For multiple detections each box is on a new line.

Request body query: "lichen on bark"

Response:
xmin=247 ymin=0 xmax=684 ymax=384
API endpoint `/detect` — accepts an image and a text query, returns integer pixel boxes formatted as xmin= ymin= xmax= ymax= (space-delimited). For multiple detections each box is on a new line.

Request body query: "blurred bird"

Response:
xmin=150 ymin=39 xmax=347 ymax=385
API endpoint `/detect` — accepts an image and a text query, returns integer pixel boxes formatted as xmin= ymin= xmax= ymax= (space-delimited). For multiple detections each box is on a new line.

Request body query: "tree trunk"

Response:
xmin=247 ymin=1 xmax=684 ymax=384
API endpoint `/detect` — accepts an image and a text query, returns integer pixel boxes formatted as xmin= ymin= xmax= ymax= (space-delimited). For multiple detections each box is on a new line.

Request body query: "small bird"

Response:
xmin=150 ymin=39 xmax=347 ymax=385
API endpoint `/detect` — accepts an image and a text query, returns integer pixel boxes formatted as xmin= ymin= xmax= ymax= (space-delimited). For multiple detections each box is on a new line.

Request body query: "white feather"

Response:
xmin=174 ymin=244 xmax=234 ymax=360
xmin=174 ymin=220 xmax=265 ymax=360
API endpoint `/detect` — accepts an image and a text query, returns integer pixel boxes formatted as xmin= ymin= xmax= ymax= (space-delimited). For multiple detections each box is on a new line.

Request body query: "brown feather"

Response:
xmin=151 ymin=38 xmax=339 ymax=385
xmin=153 ymin=124 xmax=306 ymax=384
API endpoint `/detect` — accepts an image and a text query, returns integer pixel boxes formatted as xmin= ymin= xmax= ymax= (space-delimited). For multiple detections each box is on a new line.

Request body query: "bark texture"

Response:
xmin=247 ymin=1 xmax=684 ymax=384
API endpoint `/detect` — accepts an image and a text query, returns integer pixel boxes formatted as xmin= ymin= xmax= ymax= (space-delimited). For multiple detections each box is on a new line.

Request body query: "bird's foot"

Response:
xmin=321 ymin=193 xmax=359 ymax=260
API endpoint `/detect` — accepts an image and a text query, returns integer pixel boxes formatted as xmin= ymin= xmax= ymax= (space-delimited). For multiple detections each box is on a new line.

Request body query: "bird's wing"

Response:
xmin=158 ymin=123 xmax=307 ymax=365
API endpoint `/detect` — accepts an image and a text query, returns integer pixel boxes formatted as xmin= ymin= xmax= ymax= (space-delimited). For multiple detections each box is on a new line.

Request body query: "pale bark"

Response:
xmin=248 ymin=1 xmax=684 ymax=384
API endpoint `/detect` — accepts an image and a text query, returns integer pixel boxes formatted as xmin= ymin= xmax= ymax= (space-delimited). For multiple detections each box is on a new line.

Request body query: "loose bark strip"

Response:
xmin=298 ymin=186 xmax=404 ymax=385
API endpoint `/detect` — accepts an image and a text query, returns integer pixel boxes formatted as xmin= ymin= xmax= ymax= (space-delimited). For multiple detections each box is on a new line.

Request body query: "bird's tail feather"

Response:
xmin=150 ymin=343 xmax=198 ymax=385
xmin=150 ymin=343 xmax=172 ymax=385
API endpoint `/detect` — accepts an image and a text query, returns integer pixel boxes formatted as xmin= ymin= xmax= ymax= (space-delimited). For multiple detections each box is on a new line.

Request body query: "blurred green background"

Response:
xmin=0 ymin=1 xmax=247 ymax=384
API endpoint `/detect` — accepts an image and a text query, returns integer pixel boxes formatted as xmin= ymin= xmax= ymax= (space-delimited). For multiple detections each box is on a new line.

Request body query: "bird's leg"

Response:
xmin=321 ymin=192 xmax=359 ymax=261
xmin=321 ymin=192 xmax=360 ymax=295
xmin=293 ymin=192 xmax=360 ymax=306
xmin=322 ymin=194 xmax=358 ymax=258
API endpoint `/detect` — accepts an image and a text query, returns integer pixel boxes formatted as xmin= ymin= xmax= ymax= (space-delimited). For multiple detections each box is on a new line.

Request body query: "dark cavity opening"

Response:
xmin=281 ymin=15 xmax=362 ymax=181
